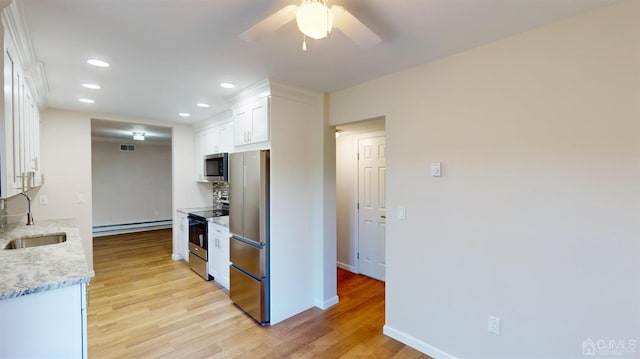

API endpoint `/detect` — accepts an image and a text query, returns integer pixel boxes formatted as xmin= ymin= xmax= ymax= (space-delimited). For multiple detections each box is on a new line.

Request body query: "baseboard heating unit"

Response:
xmin=92 ymin=220 xmax=172 ymax=237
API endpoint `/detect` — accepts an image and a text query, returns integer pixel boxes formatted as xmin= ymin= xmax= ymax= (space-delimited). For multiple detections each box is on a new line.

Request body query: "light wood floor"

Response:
xmin=89 ymin=229 xmax=431 ymax=358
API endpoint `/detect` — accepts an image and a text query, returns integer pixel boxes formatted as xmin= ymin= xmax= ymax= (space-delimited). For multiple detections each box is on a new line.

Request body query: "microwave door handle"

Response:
xmin=199 ymin=234 xmax=203 ymax=248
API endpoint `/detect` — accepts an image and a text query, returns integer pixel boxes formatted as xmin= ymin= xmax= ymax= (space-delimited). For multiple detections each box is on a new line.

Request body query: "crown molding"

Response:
xmin=192 ymin=110 xmax=233 ymax=131
xmin=229 ymin=78 xmax=323 ymax=111
xmin=229 ymin=78 xmax=271 ymax=109
xmin=2 ymin=0 xmax=49 ymax=110
xmin=269 ymin=80 xmax=323 ymax=106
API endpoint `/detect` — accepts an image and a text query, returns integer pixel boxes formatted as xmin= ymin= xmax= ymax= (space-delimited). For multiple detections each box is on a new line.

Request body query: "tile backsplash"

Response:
xmin=212 ymin=182 xmax=229 ymax=209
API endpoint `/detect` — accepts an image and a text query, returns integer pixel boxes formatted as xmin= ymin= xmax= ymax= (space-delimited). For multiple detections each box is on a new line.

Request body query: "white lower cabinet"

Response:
xmin=207 ymin=222 xmax=230 ymax=289
xmin=0 ymin=282 xmax=88 ymax=358
xmin=177 ymin=211 xmax=189 ymax=260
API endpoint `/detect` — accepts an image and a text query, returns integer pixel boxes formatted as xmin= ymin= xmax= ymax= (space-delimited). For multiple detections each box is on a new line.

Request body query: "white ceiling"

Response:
xmin=91 ymin=119 xmax=172 ymax=145
xmin=20 ymin=0 xmax=620 ymax=126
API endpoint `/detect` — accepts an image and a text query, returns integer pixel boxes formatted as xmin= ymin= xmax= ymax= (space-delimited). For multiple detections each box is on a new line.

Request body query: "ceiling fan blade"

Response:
xmin=330 ymin=6 xmax=381 ymax=49
xmin=240 ymin=4 xmax=298 ymax=42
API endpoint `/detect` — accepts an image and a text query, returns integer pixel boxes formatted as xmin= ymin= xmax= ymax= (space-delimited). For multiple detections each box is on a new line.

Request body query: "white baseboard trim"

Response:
xmin=93 ymin=220 xmax=172 ymax=237
xmin=337 ymin=261 xmax=357 ymax=273
xmin=315 ymin=295 xmax=339 ymax=310
xmin=171 ymin=253 xmax=182 ymax=261
xmin=383 ymin=325 xmax=459 ymax=359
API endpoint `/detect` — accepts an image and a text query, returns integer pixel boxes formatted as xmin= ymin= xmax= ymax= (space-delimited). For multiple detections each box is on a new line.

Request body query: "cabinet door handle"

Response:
xmin=381 ymin=215 xmax=386 ymax=219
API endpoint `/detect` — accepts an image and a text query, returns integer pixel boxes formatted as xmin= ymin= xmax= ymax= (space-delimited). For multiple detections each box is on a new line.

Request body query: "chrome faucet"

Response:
xmin=19 ymin=192 xmax=34 ymax=225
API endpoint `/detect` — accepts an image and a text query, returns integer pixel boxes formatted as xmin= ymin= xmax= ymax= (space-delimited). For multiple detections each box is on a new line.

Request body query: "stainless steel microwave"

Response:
xmin=204 ymin=153 xmax=229 ymax=182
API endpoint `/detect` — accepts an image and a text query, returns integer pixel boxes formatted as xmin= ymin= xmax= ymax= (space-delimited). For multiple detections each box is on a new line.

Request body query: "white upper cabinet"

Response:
xmin=233 ymin=96 xmax=269 ymax=146
xmin=219 ymin=121 xmax=234 ymax=153
xmin=194 ymin=128 xmax=217 ymax=181
xmin=1 ymin=36 xmax=42 ymax=198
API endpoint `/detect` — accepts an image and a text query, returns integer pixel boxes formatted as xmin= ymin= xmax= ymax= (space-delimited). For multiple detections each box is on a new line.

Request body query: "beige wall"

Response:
xmin=170 ymin=124 xmax=212 ymax=260
xmin=12 ymin=109 xmax=94 ymax=270
xmin=92 ymin=140 xmax=172 ymax=226
xmin=269 ymin=84 xmax=337 ymax=323
xmin=329 ymin=1 xmax=640 ymax=357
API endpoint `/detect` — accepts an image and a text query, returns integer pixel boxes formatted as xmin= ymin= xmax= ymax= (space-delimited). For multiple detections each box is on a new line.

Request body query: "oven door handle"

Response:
xmin=199 ymin=234 xmax=204 ymax=248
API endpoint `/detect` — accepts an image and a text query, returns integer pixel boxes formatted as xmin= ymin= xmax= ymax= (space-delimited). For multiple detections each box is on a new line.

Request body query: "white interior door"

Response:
xmin=358 ymin=136 xmax=386 ymax=281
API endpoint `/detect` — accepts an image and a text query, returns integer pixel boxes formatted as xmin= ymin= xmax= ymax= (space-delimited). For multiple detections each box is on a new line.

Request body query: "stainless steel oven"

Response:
xmin=188 ymin=214 xmax=210 ymax=280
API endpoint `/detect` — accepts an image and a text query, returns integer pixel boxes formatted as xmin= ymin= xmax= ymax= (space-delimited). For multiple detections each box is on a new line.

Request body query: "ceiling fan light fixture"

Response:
xmin=296 ymin=0 xmax=333 ymax=40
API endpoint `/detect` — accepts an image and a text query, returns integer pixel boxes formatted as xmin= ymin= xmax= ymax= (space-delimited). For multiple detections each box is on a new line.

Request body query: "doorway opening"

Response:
xmin=335 ymin=117 xmax=385 ymax=281
xmin=90 ymin=118 xmax=172 ymax=236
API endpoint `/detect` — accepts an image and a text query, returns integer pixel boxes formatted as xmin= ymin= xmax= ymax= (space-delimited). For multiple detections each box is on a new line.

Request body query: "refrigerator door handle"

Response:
xmin=231 ymin=234 xmax=264 ymax=249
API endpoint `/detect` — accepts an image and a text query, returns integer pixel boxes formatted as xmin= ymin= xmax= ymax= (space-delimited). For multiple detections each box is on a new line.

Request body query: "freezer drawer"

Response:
xmin=230 ymin=236 xmax=265 ymax=277
xmin=230 ymin=265 xmax=267 ymax=325
xmin=189 ymin=252 xmax=209 ymax=280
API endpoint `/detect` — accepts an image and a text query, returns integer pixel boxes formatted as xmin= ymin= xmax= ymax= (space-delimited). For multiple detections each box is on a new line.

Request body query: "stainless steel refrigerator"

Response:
xmin=229 ymin=150 xmax=270 ymax=325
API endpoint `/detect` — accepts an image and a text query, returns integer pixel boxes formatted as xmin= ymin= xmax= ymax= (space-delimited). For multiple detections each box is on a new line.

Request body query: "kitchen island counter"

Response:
xmin=0 ymin=219 xmax=91 ymax=300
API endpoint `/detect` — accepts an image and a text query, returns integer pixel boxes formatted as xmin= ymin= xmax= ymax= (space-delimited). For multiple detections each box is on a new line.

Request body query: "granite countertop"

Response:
xmin=209 ymin=215 xmax=229 ymax=228
xmin=177 ymin=207 xmax=213 ymax=215
xmin=0 ymin=219 xmax=91 ymax=300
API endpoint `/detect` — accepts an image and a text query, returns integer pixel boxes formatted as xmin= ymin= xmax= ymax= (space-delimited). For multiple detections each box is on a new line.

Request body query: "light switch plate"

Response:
xmin=397 ymin=205 xmax=406 ymax=220
xmin=431 ymin=162 xmax=442 ymax=177
xmin=488 ymin=315 xmax=501 ymax=335
xmin=39 ymin=195 xmax=48 ymax=205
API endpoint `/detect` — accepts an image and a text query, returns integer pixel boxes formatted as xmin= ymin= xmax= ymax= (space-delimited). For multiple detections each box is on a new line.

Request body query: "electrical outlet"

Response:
xmin=488 ymin=315 xmax=501 ymax=336
xmin=39 ymin=195 xmax=48 ymax=205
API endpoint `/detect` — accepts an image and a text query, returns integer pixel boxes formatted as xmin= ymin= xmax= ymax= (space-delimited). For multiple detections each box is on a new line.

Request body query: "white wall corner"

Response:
xmin=315 ymin=295 xmax=339 ymax=310
xmin=2 ymin=0 xmax=49 ymax=109
xmin=171 ymin=253 xmax=182 ymax=261
xmin=383 ymin=325 xmax=460 ymax=359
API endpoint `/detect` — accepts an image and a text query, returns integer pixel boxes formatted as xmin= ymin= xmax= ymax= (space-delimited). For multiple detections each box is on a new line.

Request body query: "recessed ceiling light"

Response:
xmin=196 ymin=103 xmax=210 ymax=108
xmin=78 ymin=98 xmax=94 ymax=104
xmin=178 ymin=113 xmax=190 ymax=117
xmin=87 ymin=59 xmax=110 ymax=68
xmin=220 ymin=82 xmax=235 ymax=89
xmin=82 ymin=83 xmax=101 ymax=90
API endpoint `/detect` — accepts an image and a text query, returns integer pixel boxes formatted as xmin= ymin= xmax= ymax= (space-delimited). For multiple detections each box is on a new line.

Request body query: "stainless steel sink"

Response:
xmin=4 ymin=233 xmax=67 ymax=249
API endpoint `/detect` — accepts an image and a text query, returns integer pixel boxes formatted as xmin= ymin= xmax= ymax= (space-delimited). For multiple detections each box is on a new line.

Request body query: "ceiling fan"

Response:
xmin=240 ymin=0 xmax=381 ymax=50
